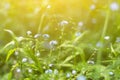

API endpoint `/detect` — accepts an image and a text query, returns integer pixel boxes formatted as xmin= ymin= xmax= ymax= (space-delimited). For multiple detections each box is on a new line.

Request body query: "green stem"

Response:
xmin=37 ymin=14 xmax=45 ymax=33
xmin=100 ymin=9 xmax=110 ymax=43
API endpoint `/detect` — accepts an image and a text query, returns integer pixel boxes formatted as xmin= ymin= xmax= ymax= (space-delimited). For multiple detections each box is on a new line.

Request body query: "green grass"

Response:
xmin=1 ymin=0 xmax=120 ymax=80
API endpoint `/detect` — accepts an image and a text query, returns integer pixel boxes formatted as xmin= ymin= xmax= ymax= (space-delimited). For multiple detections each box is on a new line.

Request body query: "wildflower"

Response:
xmin=76 ymin=75 xmax=86 ymax=80
xmin=34 ymin=7 xmax=40 ymax=14
xmin=96 ymin=42 xmax=103 ymax=47
xmin=47 ymin=5 xmax=51 ymax=9
xmin=4 ymin=3 xmax=10 ymax=10
xmin=104 ymin=36 xmax=110 ymax=40
xmin=87 ymin=60 xmax=95 ymax=64
xmin=49 ymin=64 xmax=53 ymax=67
xmin=35 ymin=50 xmax=40 ymax=57
xmin=54 ymin=69 xmax=59 ymax=74
xmin=110 ymin=2 xmax=119 ymax=11
xmin=109 ymin=72 xmax=114 ymax=76
xmin=66 ymin=73 xmax=71 ymax=78
xmin=72 ymin=70 xmax=77 ymax=75
xmin=42 ymin=34 xmax=50 ymax=39
xmin=59 ymin=20 xmax=69 ymax=26
xmin=49 ymin=40 xmax=58 ymax=46
xmin=90 ymin=4 xmax=96 ymax=10
xmin=26 ymin=31 xmax=32 ymax=35
xmin=16 ymin=68 xmax=21 ymax=73
xmin=78 ymin=21 xmax=84 ymax=27
xmin=116 ymin=37 xmax=120 ymax=42
xmin=28 ymin=69 xmax=32 ymax=73
xmin=22 ymin=58 xmax=27 ymax=63
xmin=75 ymin=32 xmax=81 ymax=37
xmin=34 ymin=34 xmax=41 ymax=39
xmin=45 ymin=69 xmax=53 ymax=74
xmin=14 ymin=51 xmax=19 ymax=56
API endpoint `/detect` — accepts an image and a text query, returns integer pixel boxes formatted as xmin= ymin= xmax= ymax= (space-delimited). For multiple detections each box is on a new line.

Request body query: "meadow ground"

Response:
xmin=0 ymin=0 xmax=120 ymax=80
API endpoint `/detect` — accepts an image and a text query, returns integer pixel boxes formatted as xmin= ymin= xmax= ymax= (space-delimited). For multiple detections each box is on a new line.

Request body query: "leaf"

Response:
xmin=8 ymin=72 xmax=12 ymax=80
xmin=6 ymin=48 xmax=16 ymax=62
xmin=4 ymin=29 xmax=16 ymax=40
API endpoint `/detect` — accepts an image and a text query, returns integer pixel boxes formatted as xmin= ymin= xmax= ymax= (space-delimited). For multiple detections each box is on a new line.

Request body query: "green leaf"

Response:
xmin=4 ymin=29 xmax=16 ymax=40
xmin=8 ymin=72 xmax=12 ymax=80
xmin=6 ymin=48 xmax=16 ymax=62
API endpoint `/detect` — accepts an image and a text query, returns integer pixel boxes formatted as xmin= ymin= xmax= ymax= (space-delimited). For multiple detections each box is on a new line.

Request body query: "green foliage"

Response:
xmin=1 ymin=0 xmax=120 ymax=80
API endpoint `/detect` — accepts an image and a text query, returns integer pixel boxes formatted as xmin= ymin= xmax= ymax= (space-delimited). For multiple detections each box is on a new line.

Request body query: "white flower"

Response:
xmin=116 ymin=37 xmax=120 ymax=42
xmin=72 ymin=70 xmax=77 ymax=75
xmin=60 ymin=20 xmax=69 ymax=26
xmin=47 ymin=5 xmax=51 ymax=9
xmin=34 ymin=34 xmax=41 ymax=38
xmin=78 ymin=22 xmax=84 ymax=27
xmin=104 ymin=36 xmax=110 ymax=40
xmin=87 ymin=60 xmax=95 ymax=64
xmin=14 ymin=51 xmax=19 ymax=56
xmin=49 ymin=64 xmax=53 ymax=67
xmin=45 ymin=69 xmax=53 ymax=74
xmin=76 ymin=75 xmax=86 ymax=80
xmin=75 ymin=32 xmax=81 ymax=37
xmin=28 ymin=69 xmax=32 ymax=73
xmin=66 ymin=73 xmax=71 ymax=78
xmin=54 ymin=69 xmax=59 ymax=74
xmin=49 ymin=40 xmax=58 ymax=46
xmin=90 ymin=4 xmax=96 ymax=10
xmin=16 ymin=68 xmax=21 ymax=73
xmin=26 ymin=31 xmax=32 ymax=35
xmin=109 ymin=72 xmax=114 ymax=76
xmin=4 ymin=3 xmax=10 ymax=10
xmin=34 ymin=7 xmax=41 ymax=14
xmin=110 ymin=2 xmax=119 ymax=11
xmin=22 ymin=58 xmax=27 ymax=62
xmin=42 ymin=34 xmax=50 ymax=39
xmin=35 ymin=50 xmax=40 ymax=57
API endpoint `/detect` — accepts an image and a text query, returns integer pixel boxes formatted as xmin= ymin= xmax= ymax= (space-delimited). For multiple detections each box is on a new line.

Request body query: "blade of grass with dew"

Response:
xmin=6 ymin=48 xmax=16 ymax=62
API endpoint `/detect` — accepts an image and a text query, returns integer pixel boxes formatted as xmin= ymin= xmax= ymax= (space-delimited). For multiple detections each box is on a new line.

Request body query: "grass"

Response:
xmin=0 ymin=0 xmax=120 ymax=80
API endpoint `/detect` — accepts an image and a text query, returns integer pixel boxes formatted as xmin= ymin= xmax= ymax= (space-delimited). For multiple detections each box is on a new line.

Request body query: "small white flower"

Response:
xmin=96 ymin=42 xmax=103 ymax=47
xmin=75 ymin=32 xmax=81 ymax=37
xmin=66 ymin=73 xmax=71 ymax=78
xmin=47 ymin=5 xmax=51 ymax=9
xmin=109 ymin=71 xmax=114 ymax=76
xmin=54 ymin=69 xmax=59 ymax=74
xmin=90 ymin=4 xmax=96 ymax=10
xmin=110 ymin=2 xmax=119 ymax=11
xmin=35 ymin=50 xmax=40 ymax=57
xmin=26 ymin=31 xmax=32 ymax=35
xmin=4 ymin=3 xmax=10 ymax=10
xmin=45 ymin=69 xmax=53 ymax=74
xmin=87 ymin=60 xmax=95 ymax=64
xmin=116 ymin=37 xmax=120 ymax=42
xmin=78 ymin=22 xmax=84 ymax=27
xmin=42 ymin=34 xmax=50 ymax=39
xmin=22 ymin=58 xmax=27 ymax=63
xmin=14 ymin=51 xmax=19 ymax=56
xmin=49 ymin=64 xmax=53 ymax=67
xmin=34 ymin=7 xmax=41 ymax=14
xmin=76 ymin=75 xmax=86 ymax=80
xmin=28 ymin=69 xmax=32 ymax=73
xmin=34 ymin=34 xmax=41 ymax=39
xmin=104 ymin=36 xmax=110 ymax=40
xmin=60 ymin=20 xmax=69 ymax=26
xmin=49 ymin=40 xmax=58 ymax=46
xmin=72 ymin=70 xmax=77 ymax=75
xmin=16 ymin=68 xmax=21 ymax=73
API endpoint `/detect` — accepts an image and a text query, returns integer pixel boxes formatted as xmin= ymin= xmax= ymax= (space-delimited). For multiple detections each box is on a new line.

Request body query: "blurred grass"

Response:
xmin=1 ymin=0 xmax=120 ymax=80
